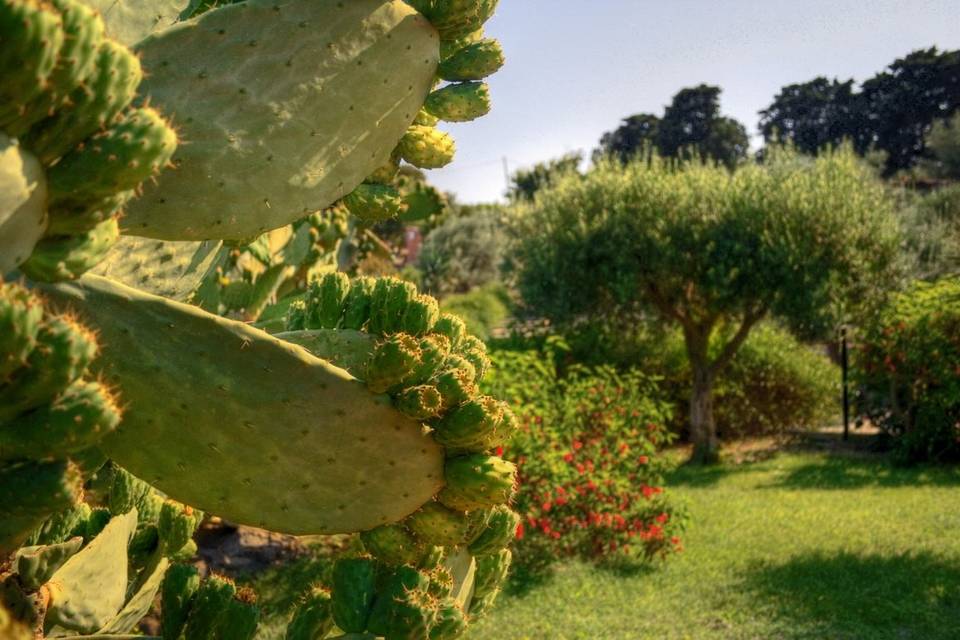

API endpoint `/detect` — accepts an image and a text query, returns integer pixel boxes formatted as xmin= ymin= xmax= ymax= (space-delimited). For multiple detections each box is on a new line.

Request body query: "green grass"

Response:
xmin=468 ymin=450 xmax=960 ymax=640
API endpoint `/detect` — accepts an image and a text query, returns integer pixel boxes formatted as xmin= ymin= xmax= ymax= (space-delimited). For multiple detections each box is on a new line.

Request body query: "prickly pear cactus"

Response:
xmin=2 ymin=0 xmax=514 ymax=637
xmin=0 ymin=0 xmax=180 ymax=281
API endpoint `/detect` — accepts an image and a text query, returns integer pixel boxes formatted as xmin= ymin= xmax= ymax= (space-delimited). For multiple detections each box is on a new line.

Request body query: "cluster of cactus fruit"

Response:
xmin=2 ymin=0 xmax=514 ymax=637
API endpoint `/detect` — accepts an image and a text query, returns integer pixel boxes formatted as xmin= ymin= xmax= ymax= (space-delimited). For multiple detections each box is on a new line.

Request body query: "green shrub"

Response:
xmin=417 ymin=208 xmax=505 ymax=297
xmin=853 ymin=278 xmax=960 ymax=463
xmin=439 ymin=283 xmax=510 ymax=341
xmin=483 ymin=345 xmax=685 ymax=572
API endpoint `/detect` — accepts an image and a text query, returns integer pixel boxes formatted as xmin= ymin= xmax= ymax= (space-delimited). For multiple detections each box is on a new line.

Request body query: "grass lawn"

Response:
xmin=468 ymin=448 xmax=960 ymax=640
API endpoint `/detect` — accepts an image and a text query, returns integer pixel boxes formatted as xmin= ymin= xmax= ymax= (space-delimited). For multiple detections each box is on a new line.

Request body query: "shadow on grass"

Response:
xmin=741 ymin=551 xmax=960 ymax=639
xmin=664 ymin=460 xmax=754 ymax=487
xmin=760 ymin=455 xmax=960 ymax=490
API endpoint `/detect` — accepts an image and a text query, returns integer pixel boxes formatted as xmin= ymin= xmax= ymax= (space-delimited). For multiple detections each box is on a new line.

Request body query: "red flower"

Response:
xmin=541 ymin=501 xmax=553 ymax=513
xmin=515 ymin=523 xmax=525 ymax=540
xmin=494 ymin=446 xmax=504 ymax=456
xmin=573 ymin=441 xmax=583 ymax=451
xmin=638 ymin=455 xmax=649 ymax=465
xmin=563 ymin=453 xmax=575 ymax=463
xmin=655 ymin=513 xmax=669 ymax=524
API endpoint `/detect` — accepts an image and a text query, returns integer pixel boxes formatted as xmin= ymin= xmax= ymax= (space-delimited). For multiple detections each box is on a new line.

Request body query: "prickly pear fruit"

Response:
xmin=398 ymin=125 xmax=456 ymax=169
xmin=0 ymin=314 xmax=98 ymax=422
xmin=158 ymin=499 xmax=203 ymax=555
xmin=397 ymin=384 xmax=443 ymax=420
xmin=438 ymin=455 xmax=516 ymax=512
xmin=213 ymin=588 xmax=260 ymax=640
xmin=0 ymin=379 xmax=121 ymax=460
xmin=369 ymin=277 xmax=418 ymax=335
xmin=430 ymin=600 xmax=468 ymax=640
xmin=14 ymin=536 xmax=83 ymax=591
xmin=432 ymin=396 xmax=504 ymax=452
xmin=0 ymin=282 xmax=43 ymax=382
xmin=433 ymin=313 xmax=467 ymax=349
xmin=342 ymin=276 xmax=377 ymax=331
xmin=473 ymin=548 xmax=511 ymax=598
xmin=47 ymin=191 xmax=131 ymax=235
xmin=459 ymin=334 xmax=491 ymax=381
xmin=426 ymin=565 xmax=454 ymax=599
xmin=0 ymin=459 xmax=83 ymax=555
xmin=414 ymin=108 xmax=439 ymax=127
xmin=438 ymin=39 xmax=504 ymax=81
xmin=384 ymin=586 xmax=437 ymax=639
xmin=307 ymin=272 xmax=351 ymax=330
xmin=19 ymin=217 xmax=119 ymax=282
xmin=406 ymin=502 xmax=469 ymax=547
xmin=365 ymin=333 xmax=422 ymax=393
xmin=331 ymin=557 xmax=377 ymax=634
xmin=420 ymin=545 xmax=446 ymax=571
xmin=413 ymin=0 xmax=499 ymax=40
xmin=366 ymin=565 xmax=431 ymax=637
xmin=286 ymin=586 xmax=334 ymax=640
xmin=435 ymin=363 xmax=477 ymax=410
xmin=467 ymin=505 xmax=519 ymax=556
xmin=401 ymin=294 xmax=441 ymax=336
xmin=0 ymin=0 xmax=65 ymax=126
xmin=361 ymin=523 xmax=427 ymax=567
xmin=47 ymin=106 xmax=178 ymax=207
xmin=409 ymin=334 xmax=452 ymax=385
xmin=182 ymin=574 xmax=237 ymax=640
xmin=366 ymin=148 xmax=402 ymax=184
xmin=161 ymin=563 xmax=201 ymax=640
xmin=8 ymin=0 xmax=106 ymax=137
xmin=25 ymin=39 xmax=143 ymax=164
xmin=425 ymin=82 xmax=491 ymax=122
xmin=343 ymin=183 xmax=406 ymax=223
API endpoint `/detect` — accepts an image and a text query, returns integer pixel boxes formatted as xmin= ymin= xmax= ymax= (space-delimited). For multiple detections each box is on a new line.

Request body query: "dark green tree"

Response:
xmin=507 ymin=152 xmax=582 ymax=202
xmin=758 ymin=77 xmax=859 ymax=153
xmin=511 ymin=147 xmax=899 ymax=464
xmin=594 ymin=114 xmax=660 ymax=163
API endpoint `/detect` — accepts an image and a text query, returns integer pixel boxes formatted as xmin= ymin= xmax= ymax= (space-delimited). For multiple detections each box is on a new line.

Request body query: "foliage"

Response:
xmin=921 ymin=111 xmax=960 ymax=180
xmin=507 ymin=152 xmax=582 ymax=202
xmin=595 ymin=84 xmax=749 ymax=169
xmin=759 ymin=47 xmax=960 ymax=174
xmin=897 ymin=184 xmax=960 ymax=280
xmin=853 ymin=278 xmax=960 ymax=463
xmin=417 ymin=206 xmax=506 ymax=297
xmin=510 ymin=145 xmax=899 ymax=461
xmin=482 ymin=346 xmax=685 ymax=572
xmin=468 ymin=452 xmax=960 ymax=640
xmin=440 ymin=283 xmax=511 ymax=341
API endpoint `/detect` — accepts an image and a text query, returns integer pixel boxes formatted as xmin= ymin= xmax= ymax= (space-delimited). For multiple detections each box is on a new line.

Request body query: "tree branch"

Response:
xmin=709 ymin=305 xmax=767 ymax=374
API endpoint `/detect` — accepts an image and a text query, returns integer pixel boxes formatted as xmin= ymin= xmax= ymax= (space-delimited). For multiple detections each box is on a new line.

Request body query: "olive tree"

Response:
xmin=511 ymin=147 xmax=900 ymax=463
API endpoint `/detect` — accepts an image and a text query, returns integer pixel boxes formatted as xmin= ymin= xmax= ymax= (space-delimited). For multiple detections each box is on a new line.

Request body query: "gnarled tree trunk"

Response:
xmin=689 ymin=361 xmax=719 ymax=464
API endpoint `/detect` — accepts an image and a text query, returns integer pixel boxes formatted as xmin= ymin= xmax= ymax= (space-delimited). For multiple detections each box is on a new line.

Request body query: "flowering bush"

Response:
xmin=853 ymin=278 xmax=960 ymax=463
xmin=483 ymin=344 xmax=685 ymax=571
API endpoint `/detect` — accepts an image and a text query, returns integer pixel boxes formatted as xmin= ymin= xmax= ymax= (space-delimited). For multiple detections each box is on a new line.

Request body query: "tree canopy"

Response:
xmin=510 ymin=146 xmax=900 ymax=462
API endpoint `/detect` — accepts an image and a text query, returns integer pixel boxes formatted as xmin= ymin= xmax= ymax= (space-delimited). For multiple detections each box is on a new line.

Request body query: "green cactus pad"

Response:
xmin=458 ymin=335 xmax=491 ymax=381
xmin=405 ymin=502 xmax=469 ymax=548
xmin=307 ymin=272 xmax=351 ymax=330
xmin=365 ymin=565 xmax=431 ymax=637
xmin=432 ymin=313 xmax=467 ymax=350
xmin=44 ymin=510 xmax=138 ymax=634
xmin=438 ymin=455 xmax=516 ymax=512
xmin=409 ymin=334 xmax=452 ymax=386
xmin=0 ymin=0 xmax=65 ymax=127
xmin=47 ymin=106 xmax=178 ymax=208
xmin=398 ymin=125 xmax=456 ymax=169
xmin=0 ymin=379 xmax=121 ymax=460
xmin=120 ymin=0 xmax=440 ymax=241
xmin=277 ymin=328 xmax=377 ymax=376
xmin=401 ymin=294 xmax=441 ymax=336
xmin=434 ymin=364 xmax=477 ymax=410
xmin=24 ymin=39 xmax=143 ymax=165
xmin=368 ymin=277 xmax=418 ymax=336
xmin=331 ymin=558 xmax=376 ymax=634
xmin=286 ymin=586 xmax=334 ymax=640
xmin=341 ymin=276 xmax=377 ymax=331
xmin=0 ymin=281 xmax=43 ymax=383
xmin=47 ymin=191 xmax=131 ymax=236
xmin=182 ymin=574 xmax=236 ymax=640
xmin=40 ymin=275 xmax=444 ymax=534
xmin=472 ymin=548 xmax=510 ymax=598
xmin=14 ymin=536 xmax=83 ymax=591
xmin=108 ymin=466 xmax=152 ymax=516
xmin=26 ymin=502 xmax=91 ymax=547
xmin=425 ymin=81 xmax=491 ymax=123
xmin=343 ymin=183 xmax=407 ymax=223
xmin=160 ymin=563 xmax=200 ymax=640
xmin=0 ymin=459 xmax=83 ymax=556
xmin=20 ymin=218 xmax=120 ymax=283
xmin=212 ymin=589 xmax=260 ymax=640
xmin=79 ymin=0 xmax=194 ymax=46
xmin=96 ymin=555 xmax=170 ymax=634
xmin=365 ymin=148 xmax=402 ymax=185
xmin=466 ymin=589 xmax=498 ymax=619
xmin=0 ymin=134 xmax=48 ymax=275
xmin=466 ymin=505 xmax=518 ymax=556
xmin=438 ymin=38 xmax=504 ymax=81
xmin=91 ymin=236 xmax=225 ymax=301
xmin=365 ymin=333 xmax=422 ymax=394
xmin=429 ymin=600 xmax=467 ymax=640
xmin=361 ymin=523 xmax=426 ymax=567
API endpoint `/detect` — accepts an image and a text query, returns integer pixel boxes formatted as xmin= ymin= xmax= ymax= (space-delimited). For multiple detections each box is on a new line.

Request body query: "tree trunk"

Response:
xmin=689 ymin=360 xmax=720 ymax=465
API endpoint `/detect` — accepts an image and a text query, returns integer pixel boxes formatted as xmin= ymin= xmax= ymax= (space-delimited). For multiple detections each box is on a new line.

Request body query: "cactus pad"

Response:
xmin=121 ymin=0 xmax=441 ymax=240
xmin=0 ymin=134 xmax=48 ymax=275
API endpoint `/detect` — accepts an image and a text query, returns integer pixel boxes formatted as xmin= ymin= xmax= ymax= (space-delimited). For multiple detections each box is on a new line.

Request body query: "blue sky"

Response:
xmin=423 ymin=0 xmax=960 ymax=203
